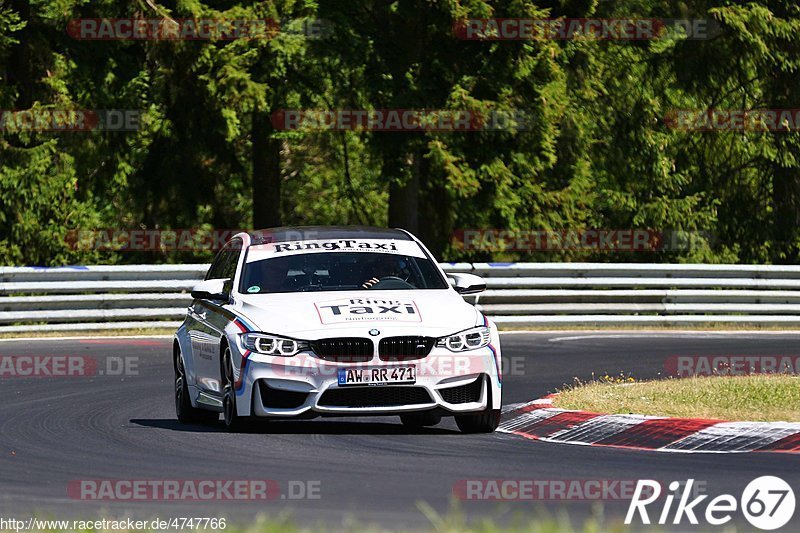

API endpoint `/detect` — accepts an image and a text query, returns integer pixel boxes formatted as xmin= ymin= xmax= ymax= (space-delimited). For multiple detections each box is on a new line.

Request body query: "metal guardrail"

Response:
xmin=3 ymin=263 xmax=800 ymax=332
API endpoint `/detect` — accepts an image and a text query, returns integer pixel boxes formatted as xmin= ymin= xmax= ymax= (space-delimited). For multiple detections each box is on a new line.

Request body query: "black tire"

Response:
xmin=454 ymin=380 xmax=501 ymax=433
xmin=222 ymin=347 xmax=256 ymax=432
xmin=175 ymin=348 xmax=218 ymax=424
xmin=455 ymin=409 xmax=501 ymax=433
xmin=400 ymin=412 xmax=442 ymax=428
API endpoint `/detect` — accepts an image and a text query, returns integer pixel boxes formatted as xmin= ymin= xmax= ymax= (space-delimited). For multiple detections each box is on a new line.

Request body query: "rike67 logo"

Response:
xmin=315 ymin=298 xmax=421 ymax=324
xmin=626 ymin=477 xmax=796 ymax=530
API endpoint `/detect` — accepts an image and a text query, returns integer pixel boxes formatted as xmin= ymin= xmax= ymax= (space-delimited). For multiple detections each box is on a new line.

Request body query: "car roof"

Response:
xmin=247 ymin=226 xmax=413 ymax=245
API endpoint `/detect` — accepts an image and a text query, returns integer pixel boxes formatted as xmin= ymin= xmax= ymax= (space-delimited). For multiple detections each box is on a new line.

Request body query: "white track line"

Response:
xmin=545 ymin=332 xmax=800 ymax=342
xmin=0 ymin=335 xmax=173 ymax=343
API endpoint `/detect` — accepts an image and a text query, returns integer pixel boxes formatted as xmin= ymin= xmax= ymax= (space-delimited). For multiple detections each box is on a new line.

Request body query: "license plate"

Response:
xmin=337 ymin=366 xmax=416 ymax=387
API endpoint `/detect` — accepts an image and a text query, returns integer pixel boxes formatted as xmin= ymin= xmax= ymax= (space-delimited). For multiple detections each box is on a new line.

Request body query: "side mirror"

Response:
xmin=447 ymin=273 xmax=486 ymax=295
xmin=191 ymin=279 xmax=229 ymax=302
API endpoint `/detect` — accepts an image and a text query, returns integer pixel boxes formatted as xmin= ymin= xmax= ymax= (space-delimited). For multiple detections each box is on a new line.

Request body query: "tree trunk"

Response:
xmin=770 ymin=65 xmax=800 ymax=264
xmin=386 ymin=135 xmax=420 ymax=233
xmin=388 ymin=170 xmax=419 ymax=234
xmin=252 ymin=110 xmax=282 ymax=229
xmin=772 ymin=153 xmax=800 ymax=263
xmin=418 ymin=154 xmax=451 ymax=256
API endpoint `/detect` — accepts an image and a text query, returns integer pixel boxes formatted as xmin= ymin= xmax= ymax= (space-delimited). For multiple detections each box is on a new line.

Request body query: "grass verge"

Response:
xmin=0 ymin=506 xmax=625 ymax=533
xmin=554 ymin=374 xmax=800 ymax=422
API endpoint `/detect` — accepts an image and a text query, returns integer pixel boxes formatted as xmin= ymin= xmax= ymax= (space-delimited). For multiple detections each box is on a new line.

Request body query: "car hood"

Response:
xmin=233 ymin=289 xmax=480 ymax=338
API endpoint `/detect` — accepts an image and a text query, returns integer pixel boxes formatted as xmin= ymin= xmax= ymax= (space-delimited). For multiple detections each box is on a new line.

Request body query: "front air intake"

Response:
xmin=310 ymin=338 xmax=374 ymax=362
xmin=318 ymin=386 xmax=433 ymax=408
xmin=378 ymin=336 xmax=436 ymax=361
xmin=439 ymin=377 xmax=483 ymax=404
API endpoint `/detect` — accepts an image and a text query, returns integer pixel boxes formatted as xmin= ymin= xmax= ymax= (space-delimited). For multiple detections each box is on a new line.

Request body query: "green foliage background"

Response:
xmin=1 ymin=0 xmax=799 ymax=265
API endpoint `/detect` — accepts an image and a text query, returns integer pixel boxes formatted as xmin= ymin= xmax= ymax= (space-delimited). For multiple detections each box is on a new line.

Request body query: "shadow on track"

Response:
xmin=130 ymin=418 xmax=461 ymax=435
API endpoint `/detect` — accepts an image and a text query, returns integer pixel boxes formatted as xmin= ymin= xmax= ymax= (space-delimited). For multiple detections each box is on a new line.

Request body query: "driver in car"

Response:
xmin=361 ymin=257 xmax=409 ymax=289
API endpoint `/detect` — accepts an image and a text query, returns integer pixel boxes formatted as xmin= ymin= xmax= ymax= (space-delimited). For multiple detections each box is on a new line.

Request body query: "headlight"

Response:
xmin=240 ymin=333 xmax=309 ymax=356
xmin=435 ymin=326 xmax=491 ymax=352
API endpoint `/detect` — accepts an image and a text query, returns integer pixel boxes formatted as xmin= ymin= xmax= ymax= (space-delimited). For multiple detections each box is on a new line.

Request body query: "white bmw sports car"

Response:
xmin=173 ymin=226 xmax=502 ymax=432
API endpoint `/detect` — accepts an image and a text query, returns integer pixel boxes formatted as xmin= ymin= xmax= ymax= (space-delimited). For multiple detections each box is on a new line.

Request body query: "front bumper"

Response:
xmin=234 ymin=347 xmax=502 ymax=418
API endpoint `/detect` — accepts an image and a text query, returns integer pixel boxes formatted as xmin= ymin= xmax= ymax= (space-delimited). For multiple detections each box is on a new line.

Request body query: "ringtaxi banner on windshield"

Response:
xmin=246 ymin=238 xmax=426 ymax=262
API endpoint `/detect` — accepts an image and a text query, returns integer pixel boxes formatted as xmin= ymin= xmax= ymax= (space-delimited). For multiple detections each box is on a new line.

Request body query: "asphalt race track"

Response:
xmin=1 ymin=332 xmax=799 ymax=530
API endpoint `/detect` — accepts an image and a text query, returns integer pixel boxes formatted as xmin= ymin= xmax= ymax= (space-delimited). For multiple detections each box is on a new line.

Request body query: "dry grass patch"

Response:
xmin=554 ymin=374 xmax=800 ymax=422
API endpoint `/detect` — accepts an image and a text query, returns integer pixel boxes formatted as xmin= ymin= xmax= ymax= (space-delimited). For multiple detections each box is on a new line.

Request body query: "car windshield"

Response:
xmin=239 ymin=251 xmax=448 ymax=293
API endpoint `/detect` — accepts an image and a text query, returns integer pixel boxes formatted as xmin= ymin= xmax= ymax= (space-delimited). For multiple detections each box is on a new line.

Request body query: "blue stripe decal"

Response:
xmin=233 ymin=315 xmax=257 ymax=332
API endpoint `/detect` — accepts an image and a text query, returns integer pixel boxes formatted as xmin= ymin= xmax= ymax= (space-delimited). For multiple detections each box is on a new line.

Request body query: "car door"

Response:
xmin=188 ymin=239 xmax=241 ymax=394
